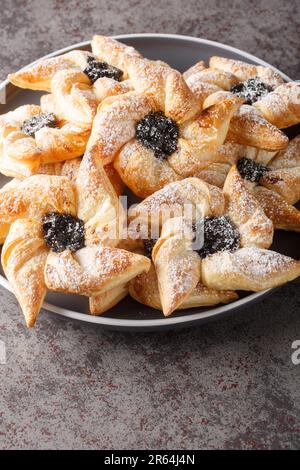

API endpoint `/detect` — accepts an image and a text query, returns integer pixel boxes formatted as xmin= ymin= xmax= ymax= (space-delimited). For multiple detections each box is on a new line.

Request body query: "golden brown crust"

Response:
xmin=203 ymin=91 xmax=288 ymax=151
xmin=0 ymin=103 xmax=90 ymax=178
xmin=44 ymin=246 xmax=151 ymax=296
xmin=223 ymin=166 xmax=274 ymax=248
xmin=185 ymin=66 xmax=239 ymax=107
xmin=260 ymin=167 xmax=300 ymax=205
xmin=75 ymin=150 xmax=124 ymax=246
xmin=129 ymin=178 xmax=225 ymax=239
xmin=268 ymin=135 xmax=300 ymax=169
xmin=8 ymin=50 xmax=91 ymax=91
xmin=0 ymin=174 xmax=76 ymax=225
xmin=114 ymin=139 xmax=180 ymax=198
xmin=183 ymin=61 xmax=207 ymax=80
xmin=152 ymin=218 xmax=201 ymax=316
xmin=104 ymin=163 xmax=125 ymax=196
xmin=168 ymin=94 xmax=243 ymax=177
xmin=125 ymin=56 xmax=201 ymax=123
xmin=89 ymin=284 xmax=129 ymax=315
xmin=227 ymin=105 xmax=288 ymax=150
xmin=254 ymin=186 xmax=300 ymax=232
xmin=201 ymin=247 xmax=300 ymax=291
xmin=1 ymin=219 xmax=48 ymax=327
xmin=209 ymin=56 xmax=284 ymax=88
xmin=91 ymin=35 xmax=142 ymax=79
xmin=254 ymin=83 xmax=300 ymax=128
xmin=129 ymin=263 xmax=238 ymax=310
xmin=86 ymin=91 xmax=155 ymax=166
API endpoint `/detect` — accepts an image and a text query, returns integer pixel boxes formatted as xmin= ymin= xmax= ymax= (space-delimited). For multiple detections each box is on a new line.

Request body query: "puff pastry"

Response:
xmin=90 ymin=284 xmax=129 ymax=315
xmin=0 ymin=150 xmax=150 ymax=326
xmin=89 ymin=88 xmax=241 ymax=197
xmin=129 ymin=263 xmax=238 ymax=311
xmin=201 ymin=247 xmax=300 ymax=291
xmin=203 ymin=91 xmax=288 ymax=150
xmin=208 ymin=57 xmax=300 ymax=128
xmin=254 ymin=83 xmax=300 ymax=128
xmin=128 ymin=177 xmax=225 ymax=239
xmin=9 ymin=35 xmax=141 ymax=91
xmin=0 ymin=104 xmax=89 ymax=178
xmin=127 ymin=167 xmax=277 ymax=316
xmin=209 ymin=56 xmax=284 ymax=88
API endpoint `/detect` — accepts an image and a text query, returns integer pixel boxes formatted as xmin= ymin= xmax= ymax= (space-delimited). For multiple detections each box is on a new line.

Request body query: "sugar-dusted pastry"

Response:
xmin=223 ymin=165 xmax=274 ymax=248
xmin=88 ymin=87 xmax=242 ymax=197
xmin=151 ymin=217 xmax=201 ymax=315
xmin=90 ymin=284 xmax=129 ymax=315
xmin=208 ymin=57 xmax=300 ymax=128
xmin=253 ymin=83 xmax=300 ymax=128
xmin=9 ymin=36 xmax=141 ymax=92
xmin=129 ymin=263 xmax=238 ymax=311
xmin=0 ymin=151 xmax=150 ymax=327
xmin=184 ymin=62 xmax=240 ymax=108
xmin=59 ymin=156 xmax=125 ymax=196
xmin=0 ymin=104 xmax=89 ymax=178
xmin=126 ymin=169 xmax=294 ymax=317
xmin=91 ymin=35 xmax=142 ymax=79
xmin=209 ymin=56 xmax=284 ymax=89
xmin=202 ymin=91 xmax=288 ymax=151
xmin=195 ymin=168 xmax=299 ymax=295
xmin=234 ymin=136 xmax=300 ymax=231
xmin=253 ymin=186 xmax=300 ymax=233
xmin=128 ymin=177 xmax=226 ymax=239
xmin=201 ymin=247 xmax=300 ymax=291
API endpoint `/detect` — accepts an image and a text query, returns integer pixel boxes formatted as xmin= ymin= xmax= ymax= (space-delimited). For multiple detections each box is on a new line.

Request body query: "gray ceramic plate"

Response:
xmin=0 ymin=33 xmax=298 ymax=331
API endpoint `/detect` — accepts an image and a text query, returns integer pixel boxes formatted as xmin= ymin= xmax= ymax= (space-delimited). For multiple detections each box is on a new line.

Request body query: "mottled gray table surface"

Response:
xmin=0 ymin=0 xmax=300 ymax=450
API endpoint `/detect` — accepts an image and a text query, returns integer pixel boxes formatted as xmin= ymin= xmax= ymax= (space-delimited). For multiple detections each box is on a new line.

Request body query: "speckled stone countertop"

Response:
xmin=0 ymin=0 xmax=300 ymax=450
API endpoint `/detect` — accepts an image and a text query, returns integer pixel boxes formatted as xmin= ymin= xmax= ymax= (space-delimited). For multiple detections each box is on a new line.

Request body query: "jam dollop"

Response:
xmin=136 ymin=112 xmax=179 ymax=161
xmin=237 ymin=157 xmax=268 ymax=183
xmin=230 ymin=77 xmax=272 ymax=105
xmin=83 ymin=56 xmax=123 ymax=83
xmin=143 ymin=239 xmax=157 ymax=258
xmin=194 ymin=216 xmax=240 ymax=259
xmin=43 ymin=212 xmax=85 ymax=253
xmin=21 ymin=113 xmax=57 ymax=137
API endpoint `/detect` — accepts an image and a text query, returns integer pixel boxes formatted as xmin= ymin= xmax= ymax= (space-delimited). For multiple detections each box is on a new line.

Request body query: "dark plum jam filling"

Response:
xmin=21 ymin=113 xmax=57 ymax=137
xmin=230 ymin=77 xmax=273 ymax=105
xmin=43 ymin=212 xmax=85 ymax=253
xmin=194 ymin=216 xmax=240 ymax=259
xmin=237 ymin=157 xmax=268 ymax=183
xmin=143 ymin=239 xmax=157 ymax=258
xmin=83 ymin=56 xmax=123 ymax=83
xmin=136 ymin=111 xmax=179 ymax=161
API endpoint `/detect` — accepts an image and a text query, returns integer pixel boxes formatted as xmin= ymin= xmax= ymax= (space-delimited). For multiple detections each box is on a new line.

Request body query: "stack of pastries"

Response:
xmin=1 ymin=35 xmax=300 ymax=327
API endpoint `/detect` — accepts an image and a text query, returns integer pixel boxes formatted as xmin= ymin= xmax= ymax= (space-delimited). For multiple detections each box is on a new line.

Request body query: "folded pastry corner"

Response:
xmin=1 ymin=219 xmax=48 ymax=327
xmin=201 ymin=247 xmax=300 ymax=291
xmin=223 ymin=165 xmax=274 ymax=248
xmin=44 ymin=246 xmax=150 ymax=297
xmin=89 ymin=284 xmax=129 ymax=316
xmin=152 ymin=217 xmax=201 ymax=316
xmin=129 ymin=263 xmax=238 ymax=311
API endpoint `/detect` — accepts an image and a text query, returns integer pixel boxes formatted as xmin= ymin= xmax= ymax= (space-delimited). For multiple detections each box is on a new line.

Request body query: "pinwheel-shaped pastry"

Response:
xmin=8 ymin=36 xmax=142 ymax=129
xmin=184 ymin=61 xmax=289 ymax=151
xmin=192 ymin=136 xmax=300 ymax=233
xmin=0 ymin=151 xmax=150 ymax=327
xmin=241 ymin=135 xmax=300 ymax=232
xmin=0 ymin=102 xmax=90 ymax=178
xmin=207 ymin=56 xmax=300 ymax=129
xmin=9 ymin=36 xmax=141 ymax=91
xmin=129 ymin=170 xmax=300 ymax=316
xmin=86 ymin=78 xmax=242 ymax=197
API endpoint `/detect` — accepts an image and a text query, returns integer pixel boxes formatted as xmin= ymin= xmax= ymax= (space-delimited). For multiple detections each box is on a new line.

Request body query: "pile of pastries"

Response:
xmin=1 ymin=35 xmax=300 ymax=327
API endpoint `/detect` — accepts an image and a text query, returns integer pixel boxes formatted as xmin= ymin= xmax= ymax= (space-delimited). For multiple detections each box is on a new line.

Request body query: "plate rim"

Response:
xmin=0 ymin=33 xmax=291 ymax=329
